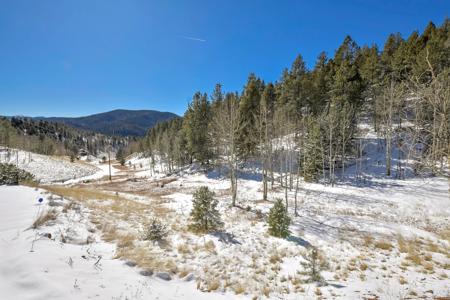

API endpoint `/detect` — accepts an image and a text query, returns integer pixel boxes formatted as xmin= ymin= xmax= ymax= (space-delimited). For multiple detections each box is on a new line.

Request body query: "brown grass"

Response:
xmin=232 ymin=282 xmax=246 ymax=294
xmin=207 ymin=279 xmax=221 ymax=292
xmin=203 ymin=240 xmax=216 ymax=253
xmin=32 ymin=209 xmax=58 ymax=229
xmin=374 ymin=241 xmax=393 ymax=251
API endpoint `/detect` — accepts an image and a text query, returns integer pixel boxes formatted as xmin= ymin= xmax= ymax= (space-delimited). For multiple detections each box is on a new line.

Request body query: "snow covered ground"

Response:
xmin=0 ymin=148 xmax=99 ymax=183
xmin=1 ymin=128 xmax=449 ymax=299
xmin=0 ymin=186 xmax=242 ymax=300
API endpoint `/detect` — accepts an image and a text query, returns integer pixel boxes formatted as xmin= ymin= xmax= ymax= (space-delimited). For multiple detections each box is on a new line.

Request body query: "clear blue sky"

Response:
xmin=0 ymin=0 xmax=448 ymax=117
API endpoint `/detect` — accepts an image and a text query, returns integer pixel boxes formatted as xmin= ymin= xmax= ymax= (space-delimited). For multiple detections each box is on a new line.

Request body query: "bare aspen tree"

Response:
xmin=211 ymin=93 xmax=241 ymax=206
xmin=376 ymin=80 xmax=404 ymax=177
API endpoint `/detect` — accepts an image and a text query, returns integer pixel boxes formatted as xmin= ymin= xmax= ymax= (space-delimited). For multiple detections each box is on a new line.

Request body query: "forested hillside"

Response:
xmin=0 ymin=117 xmax=134 ymax=157
xmin=36 ymin=109 xmax=178 ymax=136
xmin=141 ymin=20 xmax=449 ymax=201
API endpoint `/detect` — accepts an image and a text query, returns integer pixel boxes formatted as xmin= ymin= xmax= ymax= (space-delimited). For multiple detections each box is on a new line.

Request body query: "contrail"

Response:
xmin=181 ymin=36 xmax=207 ymax=42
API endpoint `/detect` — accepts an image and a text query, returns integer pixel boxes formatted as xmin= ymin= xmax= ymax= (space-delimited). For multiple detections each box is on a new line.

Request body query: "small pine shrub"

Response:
xmin=142 ymin=218 xmax=168 ymax=242
xmin=301 ymin=247 xmax=327 ymax=285
xmin=189 ymin=186 xmax=223 ymax=233
xmin=267 ymin=198 xmax=291 ymax=238
xmin=0 ymin=163 xmax=34 ymax=185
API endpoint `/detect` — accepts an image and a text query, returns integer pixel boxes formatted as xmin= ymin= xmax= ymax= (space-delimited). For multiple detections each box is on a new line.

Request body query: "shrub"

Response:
xmin=0 ymin=163 xmax=34 ymax=185
xmin=142 ymin=218 xmax=168 ymax=242
xmin=267 ymin=198 xmax=291 ymax=238
xmin=189 ymin=186 xmax=222 ymax=233
xmin=301 ymin=247 xmax=327 ymax=285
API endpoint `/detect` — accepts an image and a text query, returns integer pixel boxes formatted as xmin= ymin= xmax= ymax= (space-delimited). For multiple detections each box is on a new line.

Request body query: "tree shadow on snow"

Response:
xmin=210 ymin=231 xmax=241 ymax=245
xmin=287 ymin=235 xmax=312 ymax=248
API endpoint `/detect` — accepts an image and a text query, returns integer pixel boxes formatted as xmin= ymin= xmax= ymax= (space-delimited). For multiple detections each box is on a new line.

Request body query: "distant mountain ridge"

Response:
xmin=34 ymin=109 xmax=178 ymax=136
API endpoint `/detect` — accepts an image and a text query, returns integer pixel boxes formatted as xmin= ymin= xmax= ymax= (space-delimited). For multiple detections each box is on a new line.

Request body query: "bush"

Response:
xmin=189 ymin=186 xmax=222 ymax=233
xmin=142 ymin=218 xmax=168 ymax=242
xmin=301 ymin=247 xmax=327 ymax=285
xmin=0 ymin=163 xmax=34 ymax=185
xmin=267 ymin=198 xmax=291 ymax=238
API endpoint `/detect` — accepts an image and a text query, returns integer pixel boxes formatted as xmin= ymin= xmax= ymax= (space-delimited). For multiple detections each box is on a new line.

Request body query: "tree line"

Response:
xmin=0 ymin=117 xmax=134 ymax=157
xmin=140 ymin=20 xmax=449 ymax=207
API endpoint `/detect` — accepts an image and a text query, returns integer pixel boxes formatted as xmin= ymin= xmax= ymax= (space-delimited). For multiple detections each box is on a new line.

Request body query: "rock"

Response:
xmin=139 ymin=269 xmax=153 ymax=277
xmin=48 ymin=200 xmax=64 ymax=207
xmin=155 ymin=272 xmax=172 ymax=281
xmin=125 ymin=261 xmax=137 ymax=267
xmin=183 ymin=273 xmax=195 ymax=282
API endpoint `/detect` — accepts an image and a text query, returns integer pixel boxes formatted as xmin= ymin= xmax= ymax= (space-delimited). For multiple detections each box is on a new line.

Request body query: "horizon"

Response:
xmin=3 ymin=108 xmax=180 ymax=119
xmin=1 ymin=0 xmax=449 ymax=117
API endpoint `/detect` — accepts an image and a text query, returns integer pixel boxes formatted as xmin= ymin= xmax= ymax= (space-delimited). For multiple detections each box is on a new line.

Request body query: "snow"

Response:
xmin=0 ymin=148 xmax=99 ymax=183
xmin=0 ymin=186 xmax=243 ymax=300
xmin=1 ymin=125 xmax=449 ymax=299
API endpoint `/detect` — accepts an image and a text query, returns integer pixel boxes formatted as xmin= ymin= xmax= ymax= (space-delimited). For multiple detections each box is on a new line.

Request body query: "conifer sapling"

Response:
xmin=268 ymin=198 xmax=291 ymax=238
xmin=189 ymin=186 xmax=223 ymax=233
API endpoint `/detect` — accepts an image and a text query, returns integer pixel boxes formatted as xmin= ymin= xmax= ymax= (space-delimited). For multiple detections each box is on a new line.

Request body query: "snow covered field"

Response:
xmin=0 ymin=148 xmax=99 ymax=183
xmin=0 ymin=186 xmax=241 ymax=300
xmin=0 ymin=133 xmax=449 ymax=299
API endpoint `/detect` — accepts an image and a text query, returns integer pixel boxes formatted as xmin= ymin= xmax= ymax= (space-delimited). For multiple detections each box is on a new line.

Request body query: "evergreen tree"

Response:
xmin=189 ymin=186 xmax=223 ymax=232
xmin=260 ymin=83 xmax=276 ymax=200
xmin=116 ymin=147 xmax=126 ymax=166
xmin=302 ymin=118 xmax=323 ymax=182
xmin=380 ymin=33 xmax=403 ymax=80
xmin=268 ymin=198 xmax=291 ymax=238
xmin=183 ymin=92 xmax=212 ymax=164
xmin=237 ymin=74 xmax=263 ymax=159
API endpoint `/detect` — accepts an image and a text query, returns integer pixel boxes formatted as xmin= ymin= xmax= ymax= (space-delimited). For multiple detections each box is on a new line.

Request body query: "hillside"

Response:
xmin=36 ymin=109 xmax=178 ymax=137
xmin=0 ymin=117 xmax=131 ymax=157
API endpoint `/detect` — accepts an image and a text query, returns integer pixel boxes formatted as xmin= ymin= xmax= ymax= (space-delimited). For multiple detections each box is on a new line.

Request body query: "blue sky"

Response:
xmin=0 ymin=0 xmax=448 ymax=117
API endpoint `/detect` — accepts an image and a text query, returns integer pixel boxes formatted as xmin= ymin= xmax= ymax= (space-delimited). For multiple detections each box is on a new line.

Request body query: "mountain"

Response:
xmin=35 ymin=109 xmax=178 ymax=136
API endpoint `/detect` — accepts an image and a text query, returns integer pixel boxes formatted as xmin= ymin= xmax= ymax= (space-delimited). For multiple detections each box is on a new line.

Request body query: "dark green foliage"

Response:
xmin=237 ymin=74 xmax=263 ymax=158
xmin=189 ymin=186 xmax=222 ymax=233
xmin=140 ymin=19 xmax=450 ymax=184
xmin=268 ymin=198 xmax=291 ymax=238
xmin=116 ymin=148 xmax=126 ymax=166
xmin=1 ymin=116 xmax=130 ymax=156
xmin=302 ymin=119 xmax=323 ymax=182
xmin=183 ymin=93 xmax=213 ymax=164
xmin=0 ymin=163 xmax=34 ymax=185
xmin=35 ymin=109 xmax=178 ymax=137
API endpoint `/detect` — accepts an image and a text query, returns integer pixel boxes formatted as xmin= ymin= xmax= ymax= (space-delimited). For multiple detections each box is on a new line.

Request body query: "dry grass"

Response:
xmin=115 ymin=245 xmax=178 ymax=274
xmin=117 ymin=233 xmax=136 ymax=249
xmin=363 ymin=234 xmax=374 ymax=247
xmin=203 ymin=240 xmax=216 ymax=253
xmin=177 ymin=243 xmax=192 ymax=255
xmin=397 ymin=236 xmax=409 ymax=253
xmin=32 ymin=209 xmax=58 ymax=229
xmin=360 ymin=262 xmax=368 ymax=271
xmin=374 ymin=241 xmax=393 ymax=251
xmin=232 ymin=282 xmax=246 ymax=294
xmin=206 ymin=279 xmax=221 ymax=292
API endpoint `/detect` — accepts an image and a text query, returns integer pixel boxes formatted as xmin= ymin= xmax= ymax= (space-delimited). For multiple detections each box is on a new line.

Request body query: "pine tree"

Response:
xmin=189 ymin=186 xmax=223 ymax=233
xmin=302 ymin=118 xmax=322 ymax=182
xmin=268 ymin=198 xmax=291 ymax=238
xmin=237 ymin=74 xmax=263 ymax=159
xmin=116 ymin=147 xmax=126 ymax=166
xmin=183 ymin=92 xmax=212 ymax=164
